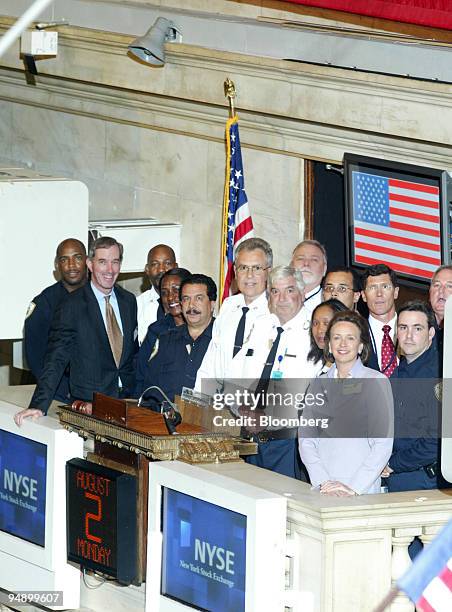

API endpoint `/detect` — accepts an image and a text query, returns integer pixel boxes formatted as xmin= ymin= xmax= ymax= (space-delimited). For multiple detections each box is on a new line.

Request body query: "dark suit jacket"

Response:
xmin=29 ymin=283 xmax=138 ymax=414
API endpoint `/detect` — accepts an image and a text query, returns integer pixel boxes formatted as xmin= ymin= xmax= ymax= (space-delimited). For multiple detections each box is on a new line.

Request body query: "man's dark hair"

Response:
xmin=360 ymin=264 xmax=398 ymax=290
xmin=308 ymin=299 xmax=349 ymax=364
xmin=398 ymin=300 xmax=436 ymax=329
xmin=321 ymin=266 xmax=360 ymax=292
xmin=158 ymin=267 xmax=191 ymax=293
xmin=323 ymin=310 xmax=372 ymax=365
xmin=88 ymin=236 xmax=124 ymax=261
xmin=180 ymin=274 xmax=217 ymax=302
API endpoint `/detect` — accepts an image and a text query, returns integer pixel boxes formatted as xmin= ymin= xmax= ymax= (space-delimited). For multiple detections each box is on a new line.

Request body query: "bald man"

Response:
xmin=137 ymin=244 xmax=177 ymax=344
xmin=24 ymin=238 xmax=87 ymax=402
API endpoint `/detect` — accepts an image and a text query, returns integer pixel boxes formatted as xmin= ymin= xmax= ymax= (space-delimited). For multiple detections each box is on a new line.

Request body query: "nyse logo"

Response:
xmin=194 ymin=538 xmax=235 ymax=575
xmin=3 ymin=469 xmax=38 ymax=500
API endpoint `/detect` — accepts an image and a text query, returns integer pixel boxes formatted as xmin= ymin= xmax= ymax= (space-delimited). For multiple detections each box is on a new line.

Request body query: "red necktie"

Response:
xmin=381 ymin=324 xmax=397 ymax=377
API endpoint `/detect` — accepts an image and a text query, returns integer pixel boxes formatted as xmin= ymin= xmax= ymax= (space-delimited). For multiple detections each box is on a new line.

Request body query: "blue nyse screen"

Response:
xmin=0 ymin=429 xmax=47 ymax=546
xmin=161 ymin=488 xmax=247 ymax=612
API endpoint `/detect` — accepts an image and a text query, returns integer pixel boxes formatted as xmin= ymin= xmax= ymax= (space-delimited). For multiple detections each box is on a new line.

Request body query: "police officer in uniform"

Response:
xmin=383 ymin=300 xmax=444 ymax=492
xmin=136 ymin=274 xmax=216 ymax=409
xmin=135 ymin=267 xmax=191 ymax=394
xmin=24 ymin=238 xmax=87 ymax=402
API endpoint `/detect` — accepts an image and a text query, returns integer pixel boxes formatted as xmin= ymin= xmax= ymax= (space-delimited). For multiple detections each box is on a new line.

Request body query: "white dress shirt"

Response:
xmin=368 ymin=313 xmax=398 ymax=369
xmin=229 ymin=307 xmax=318 ymax=381
xmin=136 ymin=286 xmax=160 ymax=345
xmin=195 ymin=291 xmax=269 ymax=393
xmin=303 ymin=285 xmax=322 ymax=318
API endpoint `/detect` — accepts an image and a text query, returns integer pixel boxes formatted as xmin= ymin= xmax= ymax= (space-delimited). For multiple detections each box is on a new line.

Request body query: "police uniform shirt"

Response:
xmin=24 ymin=281 xmax=70 ymax=403
xmin=195 ymin=291 xmax=269 ymax=392
xmin=137 ymin=320 xmax=214 ymax=408
xmin=135 ymin=314 xmax=177 ymax=396
xmin=302 ymin=285 xmax=322 ymax=318
xmin=136 ymin=286 xmax=164 ymax=345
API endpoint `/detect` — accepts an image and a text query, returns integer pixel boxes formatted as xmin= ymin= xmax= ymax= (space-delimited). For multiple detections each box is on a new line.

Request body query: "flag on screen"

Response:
xmin=398 ymin=519 xmax=452 ymax=611
xmin=221 ymin=116 xmax=254 ymax=302
xmin=352 ymin=171 xmax=441 ymax=280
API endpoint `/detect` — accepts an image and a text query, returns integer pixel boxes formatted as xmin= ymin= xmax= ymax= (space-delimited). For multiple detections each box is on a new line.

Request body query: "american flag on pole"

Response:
xmin=220 ymin=116 xmax=254 ymax=302
xmin=397 ymin=519 xmax=452 ymax=611
xmin=352 ymin=171 xmax=442 ymax=280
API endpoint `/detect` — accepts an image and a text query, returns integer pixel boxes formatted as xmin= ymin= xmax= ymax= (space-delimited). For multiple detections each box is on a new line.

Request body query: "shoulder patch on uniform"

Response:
xmin=25 ymin=302 xmax=36 ymax=319
xmin=148 ymin=338 xmax=159 ymax=362
xmin=434 ymin=381 xmax=442 ymax=402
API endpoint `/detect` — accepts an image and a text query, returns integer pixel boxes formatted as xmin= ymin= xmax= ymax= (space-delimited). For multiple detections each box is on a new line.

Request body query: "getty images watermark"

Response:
xmin=211 ymin=389 xmax=329 ymax=430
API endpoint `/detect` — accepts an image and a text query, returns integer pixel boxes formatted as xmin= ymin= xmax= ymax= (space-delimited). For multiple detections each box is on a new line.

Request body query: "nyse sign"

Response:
xmin=0 ymin=429 xmax=47 ymax=546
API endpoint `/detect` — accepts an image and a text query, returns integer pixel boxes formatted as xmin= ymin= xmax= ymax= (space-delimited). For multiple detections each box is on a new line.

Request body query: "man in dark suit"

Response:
xmin=361 ymin=264 xmax=399 ymax=376
xmin=15 ymin=236 xmax=138 ymax=425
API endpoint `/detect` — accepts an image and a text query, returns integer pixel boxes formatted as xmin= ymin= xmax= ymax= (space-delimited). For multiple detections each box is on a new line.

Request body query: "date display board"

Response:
xmin=66 ymin=458 xmax=137 ymax=584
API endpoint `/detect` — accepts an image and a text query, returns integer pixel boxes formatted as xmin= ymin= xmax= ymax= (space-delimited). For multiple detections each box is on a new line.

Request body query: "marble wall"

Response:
xmin=0 ymin=100 xmax=303 ymax=278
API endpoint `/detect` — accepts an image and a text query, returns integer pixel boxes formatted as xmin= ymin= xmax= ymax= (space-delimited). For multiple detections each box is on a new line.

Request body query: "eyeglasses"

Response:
xmin=235 ymin=264 xmax=269 ymax=275
xmin=323 ymin=284 xmax=353 ymax=294
xmin=365 ymin=283 xmax=394 ymax=293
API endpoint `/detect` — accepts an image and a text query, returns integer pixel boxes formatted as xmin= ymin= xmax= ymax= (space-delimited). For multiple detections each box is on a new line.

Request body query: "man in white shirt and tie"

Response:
xmin=361 ymin=264 xmax=399 ymax=376
xmin=195 ymin=237 xmax=272 ymax=392
xmin=229 ymin=266 xmax=318 ymax=479
xmin=136 ymin=244 xmax=177 ymax=344
xmin=290 ymin=239 xmax=327 ymax=317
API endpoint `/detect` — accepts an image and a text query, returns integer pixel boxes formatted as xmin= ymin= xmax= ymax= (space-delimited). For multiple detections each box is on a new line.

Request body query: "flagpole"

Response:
xmin=219 ymin=78 xmax=237 ymax=301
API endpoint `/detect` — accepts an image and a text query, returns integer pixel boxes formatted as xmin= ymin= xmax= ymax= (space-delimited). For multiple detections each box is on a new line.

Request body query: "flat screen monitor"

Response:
xmin=161 ymin=488 xmax=247 ymax=611
xmin=344 ymin=153 xmax=451 ymax=285
xmin=146 ymin=461 xmax=286 ymax=612
xmin=0 ymin=400 xmax=83 ymax=608
xmin=0 ymin=429 xmax=47 ymax=546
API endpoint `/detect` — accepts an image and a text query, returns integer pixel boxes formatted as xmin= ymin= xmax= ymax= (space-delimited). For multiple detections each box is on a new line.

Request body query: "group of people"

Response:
xmin=14 ymin=234 xmax=452 ymax=503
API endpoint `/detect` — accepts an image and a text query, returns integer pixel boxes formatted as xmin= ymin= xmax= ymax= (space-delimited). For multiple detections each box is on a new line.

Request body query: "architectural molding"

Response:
xmin=0 ymin=17 xmax=451 ymax=154
xmin=0 ymin=68 xmax=450 ymax=169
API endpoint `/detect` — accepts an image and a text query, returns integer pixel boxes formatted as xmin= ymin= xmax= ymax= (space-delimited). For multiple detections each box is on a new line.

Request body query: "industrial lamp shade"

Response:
xmin=128 ymin=17 xmax=179 ymax=66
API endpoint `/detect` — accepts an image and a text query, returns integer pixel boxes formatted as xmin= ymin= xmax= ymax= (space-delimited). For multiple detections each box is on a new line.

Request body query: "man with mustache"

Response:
xmin=291 ymin=240 xmax=327 ymax=317
xmin=137 ymin=244 xmax=177 ymax=344
xmin=136 ymin=274 xmax=216 ymax=410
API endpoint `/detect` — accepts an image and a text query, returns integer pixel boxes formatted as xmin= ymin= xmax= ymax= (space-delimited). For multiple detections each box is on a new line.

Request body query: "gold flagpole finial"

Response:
xmin=224 ymin=78 xmax=236 ymax=118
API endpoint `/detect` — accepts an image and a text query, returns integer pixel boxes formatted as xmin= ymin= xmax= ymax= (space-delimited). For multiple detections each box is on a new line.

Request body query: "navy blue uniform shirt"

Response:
xmin=137 ymin=319 xmax=214 ymax=410
xmin=24 ymin=281 xmax=70 ymax=403
xmin=135 ymin=314 xmax=177 ymax=395
xmin=388 ymin=340 xmax=446 ymax=491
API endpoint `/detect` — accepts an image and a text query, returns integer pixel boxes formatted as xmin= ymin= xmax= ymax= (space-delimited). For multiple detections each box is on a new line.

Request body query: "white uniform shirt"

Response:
xmin=226 ymin=307 xmax=319 ymax=425
xmin=230 ymin=307 xmax=318 ymax=381
xmin=368 ymin=313 xmax=398 ymax=369
xmin=195 ymin=291 xmax=269 ymax=393
xmin=303 ymin=285 xmax=322 ymax=318
xmin=136 ymin=286 xmax=160 ymax=345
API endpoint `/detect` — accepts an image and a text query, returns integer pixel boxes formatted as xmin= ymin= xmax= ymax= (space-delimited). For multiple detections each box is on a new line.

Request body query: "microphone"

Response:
xmin=137 ymin=385 xmax=182 ymax=434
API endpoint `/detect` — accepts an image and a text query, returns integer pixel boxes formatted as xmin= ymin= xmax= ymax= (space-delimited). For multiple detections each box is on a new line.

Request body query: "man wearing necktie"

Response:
xmin=195 ymin=238 xmax=271 ymax=393
xmin=15 ymin=237 xmax=138 ymax=425
xmin=361 ymin=264 xmax=399 ymax=377
xmin=291 ymin=240 xmax=327 ymax=318
xmin=230 ymin=266 xmax=318 ymax=479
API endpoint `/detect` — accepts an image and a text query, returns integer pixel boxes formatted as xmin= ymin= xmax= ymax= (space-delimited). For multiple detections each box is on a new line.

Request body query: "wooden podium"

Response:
xmin=58 ymin=393 xmax=256 ymax=583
